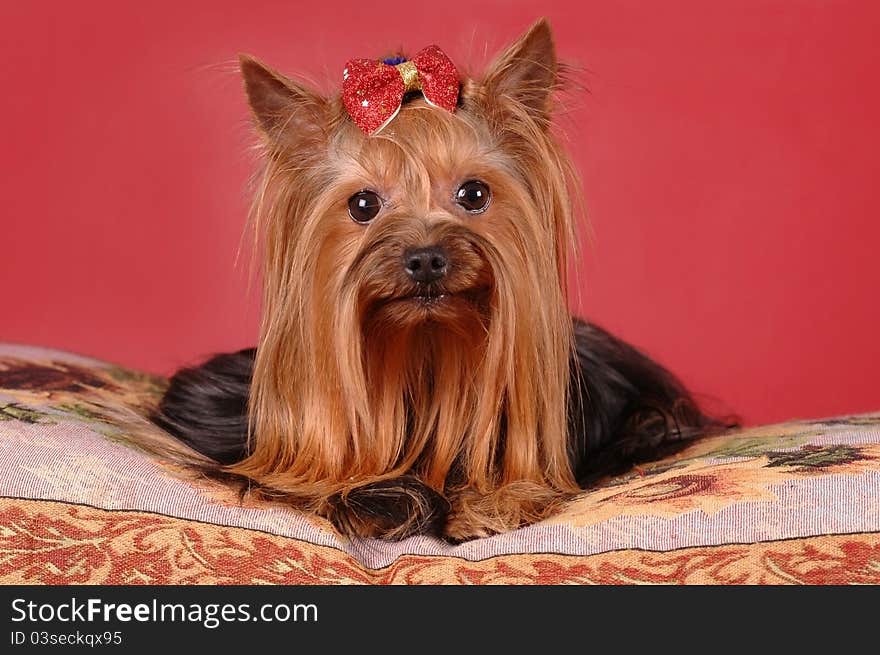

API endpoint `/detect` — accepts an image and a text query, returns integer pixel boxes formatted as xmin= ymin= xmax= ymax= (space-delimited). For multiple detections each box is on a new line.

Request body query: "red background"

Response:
xmin=1 ymin=1 xmax=878 ymax=425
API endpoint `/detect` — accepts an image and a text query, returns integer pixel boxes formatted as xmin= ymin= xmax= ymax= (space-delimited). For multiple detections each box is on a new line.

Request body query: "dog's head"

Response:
xmin=236 ymin=19 xmax=581 ymax=510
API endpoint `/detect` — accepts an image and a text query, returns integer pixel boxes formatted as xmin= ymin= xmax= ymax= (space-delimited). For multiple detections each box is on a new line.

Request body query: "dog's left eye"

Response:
xmin=348 ymin=190 xmax=383 ymax=224
xmin=455 ymin=180 xmax=491 ymax=213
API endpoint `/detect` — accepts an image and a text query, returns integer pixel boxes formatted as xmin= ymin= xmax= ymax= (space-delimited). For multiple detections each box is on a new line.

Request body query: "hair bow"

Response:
xmin=342 ymin=45 xmax=460 ymax=135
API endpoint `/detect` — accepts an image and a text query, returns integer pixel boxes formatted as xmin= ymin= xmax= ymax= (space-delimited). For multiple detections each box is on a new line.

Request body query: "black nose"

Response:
xmin=404 ymin=246 xmax=448 ymax=283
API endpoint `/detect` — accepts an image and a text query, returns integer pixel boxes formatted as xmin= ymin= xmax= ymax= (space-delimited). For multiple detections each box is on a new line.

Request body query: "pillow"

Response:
xmin=1 ymin=344 xmax=877 ymax=584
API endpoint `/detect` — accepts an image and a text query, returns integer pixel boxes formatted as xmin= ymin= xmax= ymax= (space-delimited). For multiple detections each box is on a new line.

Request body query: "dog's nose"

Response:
xmin=404 ymin=246 xmax=448 ymax=283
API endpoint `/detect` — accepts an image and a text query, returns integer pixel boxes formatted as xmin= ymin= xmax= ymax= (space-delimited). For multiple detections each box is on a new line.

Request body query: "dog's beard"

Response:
xmin=362 ymin=315 xmax=487 ymax=488
xmin=336 ymin=222 xmax=496 ymax=489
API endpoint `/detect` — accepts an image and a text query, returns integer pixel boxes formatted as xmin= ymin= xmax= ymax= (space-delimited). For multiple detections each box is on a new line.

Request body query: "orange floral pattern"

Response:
xmin=1 ymin=499 xmax=877 ymax=585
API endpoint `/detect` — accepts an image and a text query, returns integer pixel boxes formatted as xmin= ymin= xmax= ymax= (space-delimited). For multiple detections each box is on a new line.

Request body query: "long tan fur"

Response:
xmin=226 ymin=19 xmax=584 ymax=539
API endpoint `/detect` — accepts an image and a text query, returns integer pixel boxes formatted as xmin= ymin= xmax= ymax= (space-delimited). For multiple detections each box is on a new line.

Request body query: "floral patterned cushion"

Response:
xmin=1 ymin=344 xmax=878 ymax=584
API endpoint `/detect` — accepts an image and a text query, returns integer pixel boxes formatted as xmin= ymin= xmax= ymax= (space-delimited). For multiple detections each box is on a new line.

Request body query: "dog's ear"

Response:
xmin=239 ymin=54 xmax=327 ymax=148
xmin=482 ymin=18 xmax=559 ymax=122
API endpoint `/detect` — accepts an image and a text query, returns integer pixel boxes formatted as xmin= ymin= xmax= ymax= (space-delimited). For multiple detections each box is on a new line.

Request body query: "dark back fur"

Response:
xmin=152 ymin=349 xmax=254 ymax=465
xmin=567 ymin=320 xmax=729 ymax=484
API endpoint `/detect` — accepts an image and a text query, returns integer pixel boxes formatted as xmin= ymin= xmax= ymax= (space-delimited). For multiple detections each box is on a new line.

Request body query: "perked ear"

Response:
xmin=239 ymin=54 xmax=327 ymax=147
xmin=482 ymin=18 xmax=559 ymax=122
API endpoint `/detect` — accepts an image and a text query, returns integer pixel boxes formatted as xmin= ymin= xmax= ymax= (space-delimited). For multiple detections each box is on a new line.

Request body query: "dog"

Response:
xmin=153 ymin=18 xmax=730 ymax=542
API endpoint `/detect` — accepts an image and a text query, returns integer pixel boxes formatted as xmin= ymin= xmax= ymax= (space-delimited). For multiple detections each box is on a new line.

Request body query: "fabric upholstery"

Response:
xmin=1 ymin=344 xmax=877 ymax=584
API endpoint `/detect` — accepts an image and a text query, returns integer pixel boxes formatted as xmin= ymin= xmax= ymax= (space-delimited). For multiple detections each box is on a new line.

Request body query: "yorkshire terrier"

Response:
xmin=153 ymin=19 xmax=729 ymax=542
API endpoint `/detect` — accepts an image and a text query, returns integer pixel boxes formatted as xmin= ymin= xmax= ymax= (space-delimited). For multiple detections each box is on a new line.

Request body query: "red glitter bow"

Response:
xmin=342 ymin=45 xmax=460 ymax=135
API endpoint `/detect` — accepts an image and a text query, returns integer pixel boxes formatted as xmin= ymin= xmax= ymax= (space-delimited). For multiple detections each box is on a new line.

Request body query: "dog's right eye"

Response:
xmin=455 ymin=180 xmax=491 ymax=213
xmin=348 ymin=190 xmax=383 ymax=224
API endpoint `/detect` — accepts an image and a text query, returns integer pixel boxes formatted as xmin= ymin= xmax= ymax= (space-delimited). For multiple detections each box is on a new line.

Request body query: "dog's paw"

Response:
xmin=440 ymin=515 xmax=497 ymax=543
xmin=327 ymin=476 xmax=450 ymax=540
